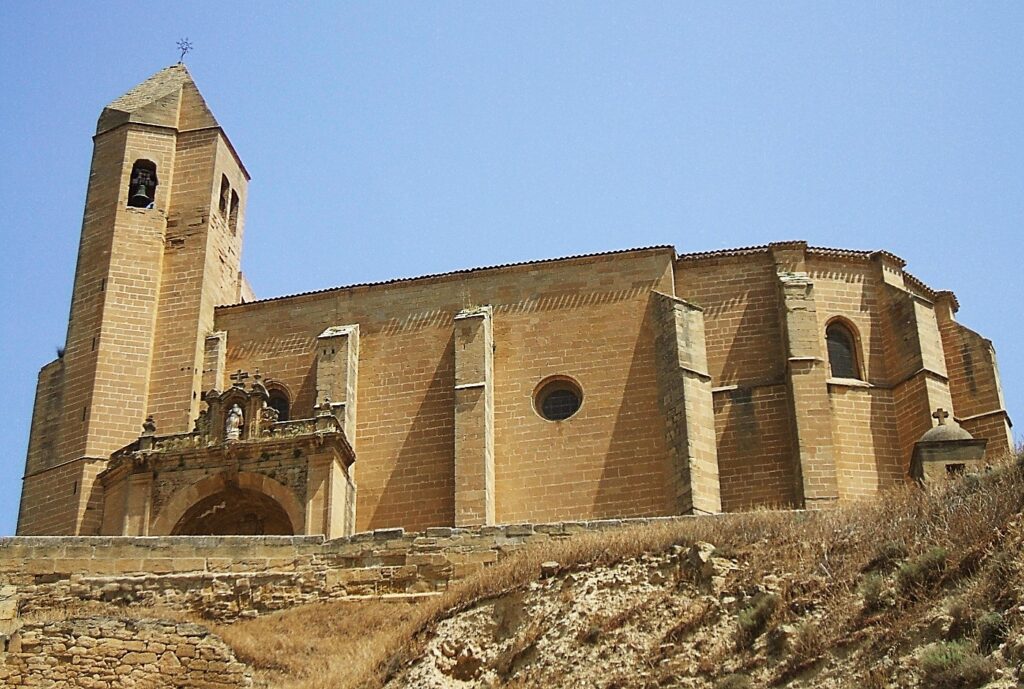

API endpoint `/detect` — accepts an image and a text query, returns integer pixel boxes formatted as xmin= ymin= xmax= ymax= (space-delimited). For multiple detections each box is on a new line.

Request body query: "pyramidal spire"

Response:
xmin=97 ymin=64 xmax=218 ymax=135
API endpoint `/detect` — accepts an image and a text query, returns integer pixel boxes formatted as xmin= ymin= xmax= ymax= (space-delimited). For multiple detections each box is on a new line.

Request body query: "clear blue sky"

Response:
xmin=1 ymin=2 xmax=1021 ymax=535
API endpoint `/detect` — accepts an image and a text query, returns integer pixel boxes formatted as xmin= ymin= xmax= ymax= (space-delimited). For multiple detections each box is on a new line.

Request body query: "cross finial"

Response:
xmin=176 ymin=38 xmax=193 ymax=63
xmin=932 ymin=408 xmax=950 ymax=426
xmin=230 ymin=369 xmax=249 ymax=387
xmin=252 ymin=368 xmax=261 ymax=382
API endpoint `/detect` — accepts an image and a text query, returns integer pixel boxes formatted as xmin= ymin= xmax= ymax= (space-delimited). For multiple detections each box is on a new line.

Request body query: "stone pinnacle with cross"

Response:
xmin=932 ymin=408 xmax=949 ymax=426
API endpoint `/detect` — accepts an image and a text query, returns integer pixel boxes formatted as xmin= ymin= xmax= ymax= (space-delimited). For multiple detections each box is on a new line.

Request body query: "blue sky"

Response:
xmin=1 ymin=2 xmax=1021 ymax=535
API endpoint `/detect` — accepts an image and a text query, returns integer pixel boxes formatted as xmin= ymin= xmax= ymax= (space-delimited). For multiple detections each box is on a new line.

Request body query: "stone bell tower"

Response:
xmin=18 ymin=65 xmax=251 ymax=535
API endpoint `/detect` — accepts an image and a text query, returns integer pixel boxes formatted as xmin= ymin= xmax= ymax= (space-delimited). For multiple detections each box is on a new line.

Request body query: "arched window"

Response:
xmin=826 ymin=321 xmax=860 ymax=379
xmin=219 ymin=175 xmax=230 ymax=215
xmin=268 ymin=389 xmax=290 ymax=422
xmin=229 ymin=190 xmax=240 ymax=234
xmin=127 ymin=160 xmax=158 ymax=208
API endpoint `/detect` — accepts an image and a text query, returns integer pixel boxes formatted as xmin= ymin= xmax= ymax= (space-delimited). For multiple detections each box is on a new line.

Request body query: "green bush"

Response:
xmin=736 ymin=593 xmax=780 ymax=648
xmin=975 ymin=612 xmax=1005 ymax=653
xmin=919 ymin=642 xmax=994 ymax=689
xmin=897 ymin=547 xmax=947 ymax=597
xmin=860 ymin=573 xmax=884 ymax=612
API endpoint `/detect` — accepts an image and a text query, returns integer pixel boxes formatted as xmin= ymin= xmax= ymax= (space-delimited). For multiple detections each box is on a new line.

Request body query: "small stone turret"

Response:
xmin=910 ymin=408 xmax=988 ymax=483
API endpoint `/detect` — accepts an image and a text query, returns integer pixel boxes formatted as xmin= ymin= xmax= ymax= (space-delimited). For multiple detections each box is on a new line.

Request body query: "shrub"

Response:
xmin=860 ymin=573 xmax=884 ymax=613
xmin=945 ymin=599 xmax=974 ymax=640
xmin=975 ymin=612 xmax=1005 ymax=653
xmin=919 ymin=642 xmax=994 ymax=689
xmin=790 ymin=622 xmax=824 ymax=661
xmin=864 ymin=540 xmax=908 ymax=573
xmin=858 ymin=667 xmax=888 ymax=689
xmin=897 ymin=547 xmax=947 ymax=597
xmin=736 ymin=593 xmax=780 ymax=648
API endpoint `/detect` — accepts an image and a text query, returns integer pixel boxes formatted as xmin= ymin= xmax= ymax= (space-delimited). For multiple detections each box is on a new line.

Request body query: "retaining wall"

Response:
xmin=0 ymin=616 xmax=250 ymax=688
xmin=0 ymin=516 xmax=710 ymax=622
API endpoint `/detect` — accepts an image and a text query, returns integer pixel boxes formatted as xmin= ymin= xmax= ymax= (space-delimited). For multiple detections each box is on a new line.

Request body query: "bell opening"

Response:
xmin=127 ymin=160 xmax=158 ymax=209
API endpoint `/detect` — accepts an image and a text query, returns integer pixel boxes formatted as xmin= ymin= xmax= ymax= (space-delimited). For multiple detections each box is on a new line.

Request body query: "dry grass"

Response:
xmin=86 ymin=451 xmax=1024 ymax=689
xmin=211 ymin=598 xmax=421 ymax=689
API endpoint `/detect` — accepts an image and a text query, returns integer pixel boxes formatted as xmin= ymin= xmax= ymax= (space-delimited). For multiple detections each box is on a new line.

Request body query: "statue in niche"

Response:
xmin=225 ymin=403 xmax=244 ymax=441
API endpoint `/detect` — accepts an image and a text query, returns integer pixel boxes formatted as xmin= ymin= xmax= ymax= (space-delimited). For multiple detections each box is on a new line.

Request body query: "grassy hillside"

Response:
xmin=218 ymin=451 xmax=1024 ymax=689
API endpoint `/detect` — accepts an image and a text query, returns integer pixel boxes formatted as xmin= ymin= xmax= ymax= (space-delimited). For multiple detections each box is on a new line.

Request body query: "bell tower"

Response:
xmin=18 ymin=65 xmax=251 ymax=535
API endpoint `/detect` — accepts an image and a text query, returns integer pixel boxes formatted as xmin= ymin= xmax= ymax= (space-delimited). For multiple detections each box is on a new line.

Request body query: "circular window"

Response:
xmin=534 ymin=377 xmax=583 ymax=421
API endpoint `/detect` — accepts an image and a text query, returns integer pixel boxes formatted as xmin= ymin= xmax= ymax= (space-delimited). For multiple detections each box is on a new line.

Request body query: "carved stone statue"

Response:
xmin=260 ymin=402 xmax=280 ymax=431
xmin=225 ymin=403 xmax=244 ymax=441
xmin=193 ymin=409 xmax=210 ymax=436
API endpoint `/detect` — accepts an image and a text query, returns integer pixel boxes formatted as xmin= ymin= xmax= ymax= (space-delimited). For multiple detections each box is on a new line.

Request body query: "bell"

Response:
xmin=128 ymin=183 xmax=152 ymax=208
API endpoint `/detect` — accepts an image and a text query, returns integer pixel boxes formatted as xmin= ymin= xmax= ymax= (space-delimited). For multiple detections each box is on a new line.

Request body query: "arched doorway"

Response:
xmin=152 ymin=472 xmax=305 ymax=536
xmin=171 ymin=485 xmax=294 ymax=535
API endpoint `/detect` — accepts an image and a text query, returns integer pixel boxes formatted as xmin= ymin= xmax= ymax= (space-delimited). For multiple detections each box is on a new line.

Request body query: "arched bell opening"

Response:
xmin=171 ymin=486 xmax=294 ymax=535
xmin=127 ymin=159 xmax=158 ymax=208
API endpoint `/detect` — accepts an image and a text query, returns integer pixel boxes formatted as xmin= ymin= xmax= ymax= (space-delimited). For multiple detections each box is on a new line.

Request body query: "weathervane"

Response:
xmin=176 ymin=38 xmax=193 ymax=63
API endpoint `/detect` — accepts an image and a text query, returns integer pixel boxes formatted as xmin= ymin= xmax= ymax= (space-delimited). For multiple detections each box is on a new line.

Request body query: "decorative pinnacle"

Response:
xmin=932 ymin=408 xmax=950 ymax=426
xmin=176 ymin=38 xmax=193 ymax=63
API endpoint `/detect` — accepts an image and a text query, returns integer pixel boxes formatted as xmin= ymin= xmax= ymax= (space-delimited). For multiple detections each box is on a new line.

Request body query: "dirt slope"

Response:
xmin=378 ymin=461 xmax=1024 ymax=689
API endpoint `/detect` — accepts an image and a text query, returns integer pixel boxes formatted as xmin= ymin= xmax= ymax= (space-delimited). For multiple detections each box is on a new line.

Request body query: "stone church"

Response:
xmin=17 ymin=65 xmax=1013 ymax=538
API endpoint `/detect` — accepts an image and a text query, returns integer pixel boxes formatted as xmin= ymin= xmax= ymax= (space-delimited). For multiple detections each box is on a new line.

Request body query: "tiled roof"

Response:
xmin=675 ymin=241 xmax=906 ymax=267
xmin=220 ymin=240 xmax=955 ymax=313
xmin=218 ymin=245 xmax=675 ymax=309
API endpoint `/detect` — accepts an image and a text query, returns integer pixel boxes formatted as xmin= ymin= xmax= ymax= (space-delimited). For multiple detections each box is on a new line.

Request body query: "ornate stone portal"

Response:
xmin=98 ymin=375 xmax=356 ymax=538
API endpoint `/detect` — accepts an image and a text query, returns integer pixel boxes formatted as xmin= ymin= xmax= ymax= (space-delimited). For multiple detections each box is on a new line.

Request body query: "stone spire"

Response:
xmin=96 ymin=64 xmax=218 ymax=135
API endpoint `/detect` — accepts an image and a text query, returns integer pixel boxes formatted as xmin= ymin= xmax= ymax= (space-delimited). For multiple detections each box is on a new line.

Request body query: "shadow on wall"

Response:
xmin=702 ymin=284 xmax=785 ymax=389
xmin=365 ymin=332 xmax=456 ymax=532
xmin=869 ymin=388 xmax=904 ymax=488
xmin=715 ymin=385 xmax=800 ymax=511
xmin=598 ymin=296 xmax=674 ymax=519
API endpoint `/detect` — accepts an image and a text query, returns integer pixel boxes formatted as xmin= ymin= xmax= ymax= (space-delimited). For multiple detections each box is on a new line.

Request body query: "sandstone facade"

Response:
xmin=18 ymin=65 xmax=1013 ymax=537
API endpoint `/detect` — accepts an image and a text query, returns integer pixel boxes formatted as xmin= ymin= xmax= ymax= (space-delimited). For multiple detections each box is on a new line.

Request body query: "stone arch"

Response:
xmin=151 ymin=471 xmax=304 ymax=535
xmin=264 ymin=380 xmax=293 ymax=422
xmin=824 ymin=316 xmax=863 ymax=380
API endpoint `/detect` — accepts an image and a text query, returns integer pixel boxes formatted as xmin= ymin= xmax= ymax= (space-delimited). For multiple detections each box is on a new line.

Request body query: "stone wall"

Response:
xmin=0 ymin=617 xmax=250 ymax=688
xmin=215 ymin=247 xmax=680 ymax=532
xmin=1 ymin=517 xmax=704 ymax=623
